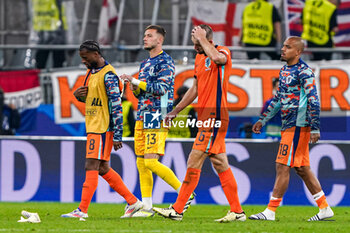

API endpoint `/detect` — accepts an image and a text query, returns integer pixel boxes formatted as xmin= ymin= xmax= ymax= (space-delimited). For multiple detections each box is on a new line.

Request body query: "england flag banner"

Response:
xmin=189 ymin=1 xmax=245 ymax=46
xmin=188 ymin=0 xmax=281 ymax=46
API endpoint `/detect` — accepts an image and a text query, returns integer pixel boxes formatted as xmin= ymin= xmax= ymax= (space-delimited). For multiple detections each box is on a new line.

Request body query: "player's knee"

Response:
xmin=187 ymin=150 xmax=206 ymax=169
xmin=209 ymin=157 xmax=227 ymax=172
xmin=98 ymin=163 xmax=110 ymax=176
xmin=85 ymin=159 xmax=100 ymax=171
xmin=213 ymin=163 xmax=228 ymax=173
xmin=276 ymin=163 xmax=290 ymax=175
xmin=295 ymin=167 xmax=307 ymax=178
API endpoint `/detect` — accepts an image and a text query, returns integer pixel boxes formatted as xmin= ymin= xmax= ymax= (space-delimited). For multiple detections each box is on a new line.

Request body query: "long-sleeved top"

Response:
xmin=133 ymin=51 xmax=175 ymax=121
xmin=259 ymin=59 xmax=320 ymax=132
xmin=104 ymin=71 xmax=123 ymax=141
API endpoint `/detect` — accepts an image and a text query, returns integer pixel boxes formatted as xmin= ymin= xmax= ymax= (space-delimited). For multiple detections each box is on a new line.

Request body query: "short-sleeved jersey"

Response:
xmin=134 ymin=51 xmax=175 ymax=121
xmin=194 ymin=45 xmax=231 ymax=122
xmin=259 ymin=59 xmax=320 ymax=131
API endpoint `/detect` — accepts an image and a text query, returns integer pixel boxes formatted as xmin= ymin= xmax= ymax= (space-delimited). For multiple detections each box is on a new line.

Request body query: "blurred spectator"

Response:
xmin=301 ymin=0 xmax=338 ymax=61
xmin=261 ymin=78 xmax=281 ymax=139
xmin=239 ymin=122 xmax=253 ymax=138
xmin=122 ymin=89 xmax=135 ymax=137
xmin=0 ymin=88 xmax=20 ymax=135
xmin=239 ymin=0 xmax=282 ymax=60
xmin=30 ymin=0 xmax=67 ymax=68
xmin=168 ymin=86 xmax=197 ymax=138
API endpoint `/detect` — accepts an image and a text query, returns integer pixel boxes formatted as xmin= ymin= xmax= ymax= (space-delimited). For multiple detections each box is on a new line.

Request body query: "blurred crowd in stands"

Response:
xmin=0 ymin=0 xmax=347 ymax=138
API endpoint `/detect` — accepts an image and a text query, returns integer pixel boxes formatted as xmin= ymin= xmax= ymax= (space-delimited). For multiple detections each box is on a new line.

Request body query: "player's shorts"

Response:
xmin=134 ymin=121 xmax=168 ymax=156
xmin=192 ymin=120 xmax=228 ymax=155
xmin=276 ymin=126 xmax=311 ymax=167
xmin=86 ymin=131 xmax=113 ymax=161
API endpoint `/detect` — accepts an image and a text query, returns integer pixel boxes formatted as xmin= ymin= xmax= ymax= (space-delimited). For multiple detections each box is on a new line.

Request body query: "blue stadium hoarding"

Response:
xmin=0 ymin=137 xmax=349 ymax=206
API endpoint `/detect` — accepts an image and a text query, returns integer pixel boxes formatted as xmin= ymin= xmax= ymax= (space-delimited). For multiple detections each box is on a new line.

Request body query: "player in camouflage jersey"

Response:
xmin=249 ymin=36 xmax=334 ymax=221
xmin=121 ymin=25 xmax=194 ymax=217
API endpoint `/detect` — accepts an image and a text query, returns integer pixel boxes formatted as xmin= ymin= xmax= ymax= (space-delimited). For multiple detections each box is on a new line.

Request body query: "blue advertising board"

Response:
xmin=0 ymin=137 xmax=349 ymax=206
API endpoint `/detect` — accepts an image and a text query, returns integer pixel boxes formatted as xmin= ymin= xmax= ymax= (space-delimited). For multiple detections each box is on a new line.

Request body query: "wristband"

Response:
xmin=131 ymin=78 xmax=141 ymax=87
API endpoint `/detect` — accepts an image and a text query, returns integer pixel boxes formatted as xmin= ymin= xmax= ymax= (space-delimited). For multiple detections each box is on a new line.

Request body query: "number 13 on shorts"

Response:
xmin=144 ymin=131 xmax=167 ymax=155
xmin=146 ymin=133 xmax=157 ymax=145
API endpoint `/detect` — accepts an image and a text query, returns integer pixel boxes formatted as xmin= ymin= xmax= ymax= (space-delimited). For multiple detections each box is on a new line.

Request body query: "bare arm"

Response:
xmin=238 ymin=27 xmax=243 ymax=46
xmin=274 ymin=21 xmax=282 ymax=44
xmin=174 ymin=79 xmax=198 ymax=114
xmin=330 ymin=9 xmax=339 ymax=35
xmin=192 ymin=26 xmax=227 ymax=65
xmin=165 ymin=79 xmax=198 ymax=124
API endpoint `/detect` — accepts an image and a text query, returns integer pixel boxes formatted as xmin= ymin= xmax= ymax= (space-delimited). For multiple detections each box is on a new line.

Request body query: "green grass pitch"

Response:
xmin=0 ymin=202 xmax=349 ymax=233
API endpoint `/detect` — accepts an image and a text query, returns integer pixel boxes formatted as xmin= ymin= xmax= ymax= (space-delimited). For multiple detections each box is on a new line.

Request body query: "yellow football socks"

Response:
xmin=136 ymin=157 xmax=153 ymax=198
xmin=144 ymin=158 xmax=181 ymax=190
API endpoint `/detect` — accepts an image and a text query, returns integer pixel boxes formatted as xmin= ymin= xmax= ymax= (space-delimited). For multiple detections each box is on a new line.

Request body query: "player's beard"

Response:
xmin=86 ymin=61 xmax=98 ymax=69
xmin=144 ymin=44 xmax=156 ymax=51
xmin=195 ymin=47 xmax=206 ymax=55
xmin=198 ymin=50 xmax=207 ymax=56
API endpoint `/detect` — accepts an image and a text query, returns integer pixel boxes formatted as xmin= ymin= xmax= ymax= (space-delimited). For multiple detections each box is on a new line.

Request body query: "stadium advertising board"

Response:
xmin=0 ymin=138 xmax=349 ymax=206
xmin=51 ymin=63 xmax=350 ymax=124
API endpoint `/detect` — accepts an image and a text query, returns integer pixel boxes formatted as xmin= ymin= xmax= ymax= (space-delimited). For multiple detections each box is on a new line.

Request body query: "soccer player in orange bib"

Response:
xmin=153 ymin=24 xmax=246 ymax=222
xmin=61 ymin=40 xmax=143 ymax=219
xmin=249 ymin=36 xmax=334 ymax=221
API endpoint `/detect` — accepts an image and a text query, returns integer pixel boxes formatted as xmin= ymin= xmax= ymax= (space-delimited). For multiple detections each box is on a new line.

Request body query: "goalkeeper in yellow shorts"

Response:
xmin=121 ymin=25 xmax=195 ymax=217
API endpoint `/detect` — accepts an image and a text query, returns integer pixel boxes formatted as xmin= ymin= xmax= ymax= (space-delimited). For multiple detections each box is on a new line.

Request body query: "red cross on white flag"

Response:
xmin=189 ymin=1 xmax=246 ymax=46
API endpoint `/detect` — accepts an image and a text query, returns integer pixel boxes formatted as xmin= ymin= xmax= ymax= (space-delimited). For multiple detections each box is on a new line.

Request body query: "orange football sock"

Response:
xmin=102 ymin=169 xmax=137 ymax=205
xmin=172 ymin=168 xmax=201 ymax=214
xmin=316 ymin=195 xmax=329 ymax=209
xmin=218 ymin=168 xmax=243 ymax=213
xmin=267 ymin=197 xmax=282 ymax=212
xmin=79 ymin=170 xmax=99 ymax=213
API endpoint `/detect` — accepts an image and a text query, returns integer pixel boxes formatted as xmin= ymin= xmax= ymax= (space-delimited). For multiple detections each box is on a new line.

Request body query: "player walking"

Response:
xmin=153 ymin=25 xmax=246 ymax=222
xmin=121 ymin=25 xmax=195 ymax=217
xmin=61 ymin=40 xmax=143 ymax=219
xmin=249 ymin=36 xmax=334 ymax=221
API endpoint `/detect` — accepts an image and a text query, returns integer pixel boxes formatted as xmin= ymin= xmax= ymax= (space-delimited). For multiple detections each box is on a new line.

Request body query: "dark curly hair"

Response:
xmin=79 ymin=40 xmax=101 ymax=54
